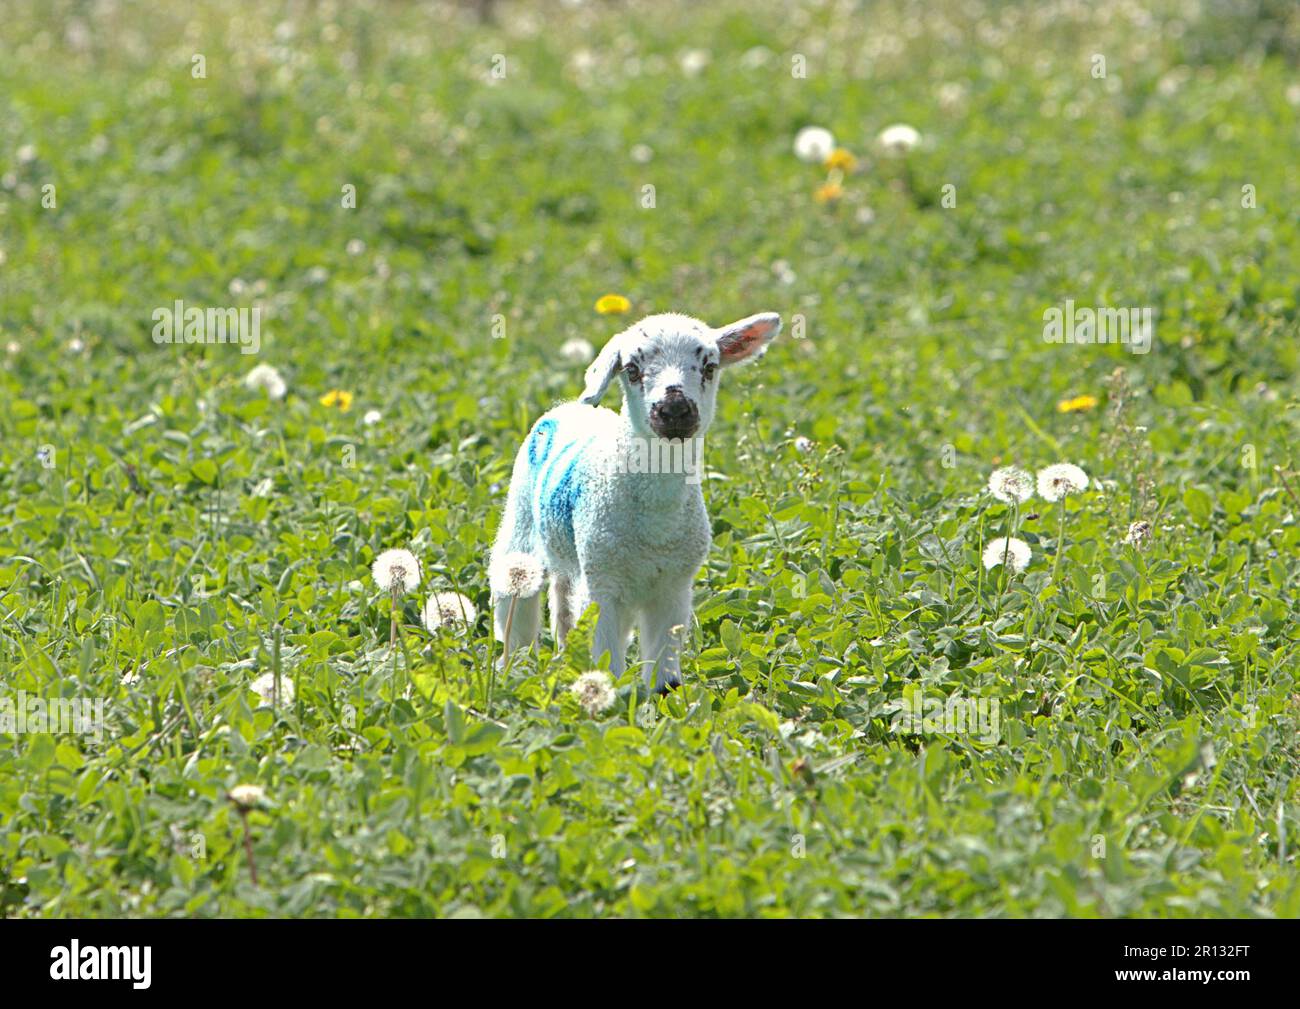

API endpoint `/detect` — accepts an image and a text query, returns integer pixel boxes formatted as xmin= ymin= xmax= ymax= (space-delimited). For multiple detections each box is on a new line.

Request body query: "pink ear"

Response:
xmin=716 ymin=312 xmax=782 ymax=366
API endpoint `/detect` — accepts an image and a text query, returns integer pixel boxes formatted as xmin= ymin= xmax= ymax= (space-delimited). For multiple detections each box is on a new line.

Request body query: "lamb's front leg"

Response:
xmin=573 ymin=578 xmax=631 ymax=676
xmin=639 ymin=581 xmax=694 ymax=692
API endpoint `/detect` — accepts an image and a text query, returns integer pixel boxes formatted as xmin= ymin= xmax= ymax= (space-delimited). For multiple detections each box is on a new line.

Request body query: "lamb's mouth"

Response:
xmin=649 ymin=419 xmax=699 ymax=440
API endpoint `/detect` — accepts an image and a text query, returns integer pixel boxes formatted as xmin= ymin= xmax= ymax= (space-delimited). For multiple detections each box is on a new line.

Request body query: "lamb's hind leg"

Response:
xmin=490 ymin=447 xmax=544 ymax=657
xmin=549 ymin=574 xmax=574 ymax=646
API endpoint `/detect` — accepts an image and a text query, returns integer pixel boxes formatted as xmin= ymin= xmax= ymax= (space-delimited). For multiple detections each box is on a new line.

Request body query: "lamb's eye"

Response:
xmin=624 ymin=362 xmax=642 ymax=383
xmin=703 ymin=363 xmax=717 ymax=381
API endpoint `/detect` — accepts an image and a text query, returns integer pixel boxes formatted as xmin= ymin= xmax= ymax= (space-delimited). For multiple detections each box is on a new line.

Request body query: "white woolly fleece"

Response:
xmin=488 ymin=311 xmax=780 ymax=690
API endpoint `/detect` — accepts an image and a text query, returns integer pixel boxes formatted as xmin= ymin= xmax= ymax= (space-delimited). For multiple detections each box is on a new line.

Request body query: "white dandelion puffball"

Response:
xmin=250 ymin=672 xmax=295 ymax=705
xmin=372 ymin=548 xmax=422 ymax=593
xmin=362 ymin=409 xmax=382 ymax=426
xmin=878 ymin=123 xmax=921 ymax=155
xmin=793 ymin=126 xmax=835 ymax=164
xmin=1036 ymin=463 xmax=1090 ymax=502
xmin=560 ymin=337 xmax=595 ymax=364
xmin=423 ymin=591 xmax=478 ymax=630
xmin=983 ymin=537 xmax=1032 ymax=573
xmin=489 ymin=551 xmax=545 ymax=598
xmin=679 ymin=48 xmax=710 ymax=77
xmin=987 ymin=466 xmax=1035 ymax=504
xmin=228 ymin=784 xmax=266 ymax=809
xmin=244 ymin=363 xmax=286 ymax=400
xmin=571 ymin=670 xmax=617 ymax=716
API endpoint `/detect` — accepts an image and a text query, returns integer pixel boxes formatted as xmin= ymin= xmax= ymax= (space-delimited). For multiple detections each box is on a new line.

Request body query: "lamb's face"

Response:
xmin=580 ymin=311 xmax=782 ymax=441
xmin=616 ymin=316 xmax=719 ymax=440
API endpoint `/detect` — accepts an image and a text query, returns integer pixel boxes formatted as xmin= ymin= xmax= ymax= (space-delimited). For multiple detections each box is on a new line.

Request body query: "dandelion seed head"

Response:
xmin=560 ymin=337 xmax=595 ymax=364
xmin=244 ymin=363 xmax=287 ymax=400
xmin=489 ymin=551 xmax=544 ymax=597
xmin=679 ymin=49 xmax=710 ymax=77
xmin=228 ymin=783 xmax=267 ymax=809
xmin=571 ymin=670 xmax=617 ymax=716
xmin=878 ymin=123 xmax=921 ymax=155
xmin=1036 ymin=463 xmax=1089 ymax=502
xmin=983 ymin=537 xmax=1032 ymax=573
xmin=250 ymin=672 xmax=295 ymax=705
xmin=423 ymin=591 xmax=478 ymax=630
xmin=793 ymin=126 xmax=835 ymax=164
xmin=987 ymin=466 xmax=1034 ymax=504
xmin=372 ymin=548 xmax=421 ymax=593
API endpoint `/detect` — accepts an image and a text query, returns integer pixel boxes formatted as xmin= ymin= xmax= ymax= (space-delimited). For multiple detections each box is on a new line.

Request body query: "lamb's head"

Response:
xmin=580 ymin=312 xmax=781 ymax=439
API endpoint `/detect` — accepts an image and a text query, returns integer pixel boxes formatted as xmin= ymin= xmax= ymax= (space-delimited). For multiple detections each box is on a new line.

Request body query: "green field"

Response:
xmin=1 ymin=0 xmax=1298 ymax=917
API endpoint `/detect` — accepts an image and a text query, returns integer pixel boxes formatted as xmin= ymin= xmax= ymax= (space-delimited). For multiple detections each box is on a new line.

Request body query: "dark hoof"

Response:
xmin=655 ymin=679 xmax=682 ymax=696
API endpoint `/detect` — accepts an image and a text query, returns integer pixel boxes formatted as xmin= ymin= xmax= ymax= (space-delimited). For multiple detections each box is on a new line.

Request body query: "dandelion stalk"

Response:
xmin=228 ymin=785 xmax=265 ymax=886
xmin=1275 ymin=465 xmax=1300 ymax=512
xmin=1053 ymin=496 xmax=1068 ymax=585
xmin=1036 ymin=464 xmax=1088 ymax=588
xmin=272 ymin=623 xmax=282 ymax=711
xmin=372 ymin=548 xmax=422 ymax=698
xmin=985 ymin=468 xmax=1033 ymax=619
xmin=984 ymin=536 xmax=1032 ymax=622
xmin=239 ymin=808 xmax=259 ymax=885
xmin=420 ymin=579 xmax=479 ymax=704
xmin=486 ymin=552 xmax=544 ymax=716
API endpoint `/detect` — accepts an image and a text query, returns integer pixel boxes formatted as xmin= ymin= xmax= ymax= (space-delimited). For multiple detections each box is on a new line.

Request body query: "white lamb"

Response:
xmin=489 ymin=311 xmax=781 ymax=691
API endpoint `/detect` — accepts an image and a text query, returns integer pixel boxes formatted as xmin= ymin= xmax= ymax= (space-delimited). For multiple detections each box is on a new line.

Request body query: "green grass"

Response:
xmin=1 ymin=0 xmax=1298 ymax=917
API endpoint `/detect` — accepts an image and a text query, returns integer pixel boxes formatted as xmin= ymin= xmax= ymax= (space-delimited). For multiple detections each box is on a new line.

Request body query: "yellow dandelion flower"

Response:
xmin=320 ymin=389 xmax=354 ymax=412
xmin=1056 ymin=394 xmax=1099 ymax=414
xmin=824 ymin=148 xmax=857 ymax=172
xmin=595 ymin=293 xmax=631 ymax=315
xmin=813 ymin=180 xmax=844 ymax=204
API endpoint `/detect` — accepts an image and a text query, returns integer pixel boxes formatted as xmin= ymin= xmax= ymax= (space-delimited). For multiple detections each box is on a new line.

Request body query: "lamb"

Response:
xmin=488 ymin=311 xmax=782 ymax=692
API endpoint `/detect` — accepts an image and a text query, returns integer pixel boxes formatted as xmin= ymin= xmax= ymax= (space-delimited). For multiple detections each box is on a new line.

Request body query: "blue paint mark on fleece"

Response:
xmin=528 ymin=418 xmax=556 ymax=467
xmin=534 ymin=432 xmax=592 ymax=554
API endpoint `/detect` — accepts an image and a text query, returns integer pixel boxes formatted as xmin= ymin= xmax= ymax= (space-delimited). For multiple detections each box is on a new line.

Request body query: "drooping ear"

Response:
xmin=715 ymin=312 xmax=781 ymax=368
xmin=580 ymin=331 xmax=627 ymax=404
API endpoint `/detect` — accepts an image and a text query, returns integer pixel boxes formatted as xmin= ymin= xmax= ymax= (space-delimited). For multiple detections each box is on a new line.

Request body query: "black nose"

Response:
xmin=651 ymin=388 xmax=699 ymax=436
xmin=659 ymin=396 xmax=694 ymax=421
